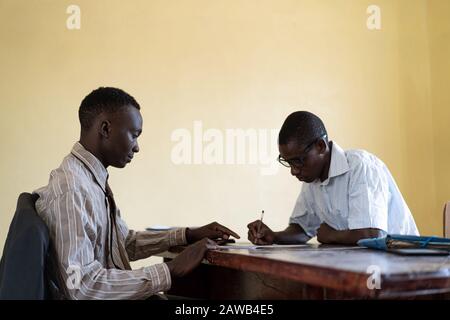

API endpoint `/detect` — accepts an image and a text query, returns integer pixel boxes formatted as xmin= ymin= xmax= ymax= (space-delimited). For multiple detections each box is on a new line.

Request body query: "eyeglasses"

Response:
xmin=278 ymin=135 xmax=327 ymax=168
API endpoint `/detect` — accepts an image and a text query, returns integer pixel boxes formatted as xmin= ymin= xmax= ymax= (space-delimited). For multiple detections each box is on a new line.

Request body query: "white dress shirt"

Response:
xmin=289 ymin=142 xmax=419 ymax=237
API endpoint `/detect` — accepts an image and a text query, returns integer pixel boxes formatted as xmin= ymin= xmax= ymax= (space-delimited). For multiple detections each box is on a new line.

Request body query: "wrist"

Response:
xmin=331 ymin=229 xmax=347 ymax=244
xmin=185 ymin=228 xmax=192 ymax=244
xmin=166 ymin=260 xmax=182 ymax=278
xmin=272 ymin=231 xmax=280 ymax=244
xmin=166 ymin=261 xmax=174 ymax=275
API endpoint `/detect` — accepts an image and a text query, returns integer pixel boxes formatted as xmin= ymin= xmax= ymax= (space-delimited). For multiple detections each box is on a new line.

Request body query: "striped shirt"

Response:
xmin=34 ymin=142 xmax=187 ymax=300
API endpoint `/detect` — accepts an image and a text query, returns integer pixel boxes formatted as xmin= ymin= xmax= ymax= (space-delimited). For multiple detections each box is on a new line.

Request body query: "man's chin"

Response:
xmin=111 ymin=162 xmax=128 ymax=169
xmin=297 ymin=176 xmax=315 ymax=183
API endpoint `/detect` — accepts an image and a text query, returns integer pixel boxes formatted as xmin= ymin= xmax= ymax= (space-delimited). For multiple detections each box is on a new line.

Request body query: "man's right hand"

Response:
xmin=166 ymin=238 xmax=215 ymax=278
xmin=247 ymin=220 xmax=276 ymax=245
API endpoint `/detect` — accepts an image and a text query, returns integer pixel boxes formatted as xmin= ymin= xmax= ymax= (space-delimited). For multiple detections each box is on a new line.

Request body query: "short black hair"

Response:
xmin=278 ymin=111 xmax=328 ymax=146
xmin=78 ymin=87 xmax=140 ymax=130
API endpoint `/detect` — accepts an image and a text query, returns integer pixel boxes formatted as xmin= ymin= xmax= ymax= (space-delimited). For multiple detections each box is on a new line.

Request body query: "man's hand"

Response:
xmin=317 ymin=223 xmax=385 ymax=245
xmin=316 ymin=222 xmax=337 ymax=244
xmin=247 ymin=220 xmax=276 ymax=245
xmin=166 ymin=238 xmax=216 ymax=278
xmin=185 ymin=222 xmax=240 ymax=244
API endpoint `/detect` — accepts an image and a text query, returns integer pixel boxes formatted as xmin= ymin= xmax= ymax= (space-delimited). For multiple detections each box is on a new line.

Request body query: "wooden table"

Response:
xmin=159 ymin=244 xmax=450 ymax=299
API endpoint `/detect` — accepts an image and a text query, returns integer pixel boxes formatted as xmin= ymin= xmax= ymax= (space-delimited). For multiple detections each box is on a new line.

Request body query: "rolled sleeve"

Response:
xmin=348 ymin=160 xmax=389 ymax=232
xmin=125 ymin=227 xmax=187 ymax=261
xmin=289 ymin=186 xmax=321 ymax=237
xmin=143 ymin=263 xmax=172 ymax=293
xmin=168 ymin=227 xmax=187 ymax=247
xmin=45 ymin=191 xmax=175 ymax=300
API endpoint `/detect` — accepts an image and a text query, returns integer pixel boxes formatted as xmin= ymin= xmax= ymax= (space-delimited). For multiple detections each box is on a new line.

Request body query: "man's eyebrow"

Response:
xmin=131 ymin=129 xmax=142 ymax=136
xmin=281 ymin=155 xmax=297 ymax=161
xmin=284 ymin=153 xmax=307 ymax=161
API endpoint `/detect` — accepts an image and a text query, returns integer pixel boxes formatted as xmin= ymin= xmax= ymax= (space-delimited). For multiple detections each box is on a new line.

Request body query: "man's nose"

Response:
xmin=133 ymin=142 xmax=140 ymax=153
xmin=290 ymin=165 xmax=301 ymax=176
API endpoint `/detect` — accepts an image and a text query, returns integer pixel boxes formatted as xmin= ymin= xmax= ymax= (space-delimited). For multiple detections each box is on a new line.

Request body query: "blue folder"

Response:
xmin=357 ymin=234 xmax=450 ymax=255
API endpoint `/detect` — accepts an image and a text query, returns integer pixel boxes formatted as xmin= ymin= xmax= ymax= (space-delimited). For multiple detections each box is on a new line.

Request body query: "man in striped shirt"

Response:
xmin=34 ymin=87 xmax=239 ymax=299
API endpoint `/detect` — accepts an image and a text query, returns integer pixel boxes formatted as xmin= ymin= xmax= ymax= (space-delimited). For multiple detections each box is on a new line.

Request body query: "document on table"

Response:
xmin=208 ymin=243 xmax=309 ymax=250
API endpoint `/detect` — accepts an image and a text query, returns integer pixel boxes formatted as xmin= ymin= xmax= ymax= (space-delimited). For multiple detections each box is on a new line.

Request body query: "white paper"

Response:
xmin=208 ymin=244 xmax=309 ymax=250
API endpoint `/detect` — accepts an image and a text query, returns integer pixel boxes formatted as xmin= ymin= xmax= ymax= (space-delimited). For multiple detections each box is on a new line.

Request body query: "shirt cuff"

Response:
xmin=143 ymin=263 xmax=172 ymax=293
xmin=168 ymin=227 xmax=188 ymax=247
xmin=289 ymin=216 xmax=317 ymax=238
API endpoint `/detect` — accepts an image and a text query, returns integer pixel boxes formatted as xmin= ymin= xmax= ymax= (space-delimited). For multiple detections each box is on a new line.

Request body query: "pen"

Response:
xmin=257 ymin=210 xmax=264 ymax=235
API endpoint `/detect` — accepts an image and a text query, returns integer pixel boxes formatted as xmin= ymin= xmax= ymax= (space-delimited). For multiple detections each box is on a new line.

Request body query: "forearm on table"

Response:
xmin=274 ymin=224 xmax=311 ymax=244
xmin=328 ymin=228 xmax=385 ymax=245
xmin=125 ymin=228 xmax=187 ymax=261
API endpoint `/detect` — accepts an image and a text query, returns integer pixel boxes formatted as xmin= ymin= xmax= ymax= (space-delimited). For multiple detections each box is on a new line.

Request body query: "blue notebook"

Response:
xmin=357 ymin=235 xmax=450 ymax=256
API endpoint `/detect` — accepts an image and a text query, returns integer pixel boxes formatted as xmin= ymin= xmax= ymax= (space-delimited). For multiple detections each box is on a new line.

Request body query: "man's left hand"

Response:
xmin=186 ymin=222 xmax=240 ymax=244
xmin=316 ymin=222 xmax=337 ymax=244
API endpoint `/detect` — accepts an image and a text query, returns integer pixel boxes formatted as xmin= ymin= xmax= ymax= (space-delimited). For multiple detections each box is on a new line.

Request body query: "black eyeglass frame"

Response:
xmin=278 ymin=134 xmax=328 ymax=168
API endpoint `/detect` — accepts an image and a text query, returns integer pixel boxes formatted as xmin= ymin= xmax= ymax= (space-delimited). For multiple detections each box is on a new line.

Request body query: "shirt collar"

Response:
xmin=70 ymin=142 xmax=108 ymax=192
xmin=320 ymin=141 xmax=350 ymax=186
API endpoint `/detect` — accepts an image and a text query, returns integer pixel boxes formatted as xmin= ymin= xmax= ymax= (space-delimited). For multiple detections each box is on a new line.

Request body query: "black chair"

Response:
xmin=0 ymin=193 xmax=61 ymax=299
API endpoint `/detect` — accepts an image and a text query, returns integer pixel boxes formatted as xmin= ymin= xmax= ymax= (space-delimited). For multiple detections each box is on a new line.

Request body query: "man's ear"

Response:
xmin=100 ymin=120 xmax=111 ymax=139
xmin=317 ymin=139 xmax=328 ymax=154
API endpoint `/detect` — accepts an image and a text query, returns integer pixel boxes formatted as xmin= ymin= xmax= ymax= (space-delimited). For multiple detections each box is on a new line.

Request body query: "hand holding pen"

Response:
xmin=257 ymin=210 xmax=264 ymax=236
xmin=247 ymin=210 xmax=275 ymax=245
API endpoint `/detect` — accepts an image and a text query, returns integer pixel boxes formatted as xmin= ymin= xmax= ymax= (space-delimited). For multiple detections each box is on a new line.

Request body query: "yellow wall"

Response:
xmin=1 ymin=0 xmax=449 ymax=260
xmin=397 ymin=0 xmax=437 ymax=235
xmin=428 ymin=0 xmax=450 ymax=236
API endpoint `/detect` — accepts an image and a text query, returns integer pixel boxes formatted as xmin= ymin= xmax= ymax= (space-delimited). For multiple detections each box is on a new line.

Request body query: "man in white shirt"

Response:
xmin=247 ymin=111 xmax=419 ymax=245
